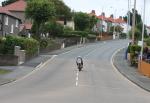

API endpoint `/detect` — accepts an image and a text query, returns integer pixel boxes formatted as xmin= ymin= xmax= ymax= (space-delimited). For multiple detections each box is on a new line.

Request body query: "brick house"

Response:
xmin=0 ymin=7 xmax=21 ymax=36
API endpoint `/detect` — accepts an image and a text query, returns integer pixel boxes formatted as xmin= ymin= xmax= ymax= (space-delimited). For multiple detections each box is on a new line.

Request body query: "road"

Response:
xmin=0 ymin=40 xmax=150 ymax=103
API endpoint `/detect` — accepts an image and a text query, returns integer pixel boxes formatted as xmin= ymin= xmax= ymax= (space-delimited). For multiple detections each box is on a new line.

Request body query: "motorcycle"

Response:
xmin=77 ymin=63 xmax=83 ymax=71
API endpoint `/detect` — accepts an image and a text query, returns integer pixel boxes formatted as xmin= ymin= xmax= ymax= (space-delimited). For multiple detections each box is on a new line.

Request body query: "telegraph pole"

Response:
xmin=127 ymin=0 xmax=131 ymax=39
xmin=132 ymin=0 xmax=136 ymax=44
xmin=141 ymin=0 xmax=146 ymax=60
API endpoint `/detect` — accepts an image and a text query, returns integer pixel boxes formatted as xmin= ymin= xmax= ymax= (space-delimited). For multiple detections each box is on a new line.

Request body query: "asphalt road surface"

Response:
xmin=0 ymin=40 xmax=150 ymax=103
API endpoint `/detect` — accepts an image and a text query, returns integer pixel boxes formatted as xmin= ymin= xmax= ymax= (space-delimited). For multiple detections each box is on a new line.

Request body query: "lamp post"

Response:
xmin=140 ymin=0 xmax=146 ymax=60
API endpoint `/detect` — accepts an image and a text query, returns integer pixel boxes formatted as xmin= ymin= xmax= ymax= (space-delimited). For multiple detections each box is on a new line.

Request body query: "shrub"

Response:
xmin=63 ymin=30 xmax=88 ymax=37
xmin=40 ymin=39 xmax=49 ymax=49
xmin=128 ymin=45 xmax=141 ymax=66
xmin=145 ymin=38 xmax=150 ymax=46
xmin=0 ymin=35 xmax=39 ymax=57
xmin=23 ymin=38 xmax=39 ymax=57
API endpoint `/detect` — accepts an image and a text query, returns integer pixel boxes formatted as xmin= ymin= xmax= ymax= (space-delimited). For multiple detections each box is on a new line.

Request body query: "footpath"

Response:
xmin=0 ymin=44 xmax=84 ymax=85
xmin=113 ymin=48 xmax=150 ymax=92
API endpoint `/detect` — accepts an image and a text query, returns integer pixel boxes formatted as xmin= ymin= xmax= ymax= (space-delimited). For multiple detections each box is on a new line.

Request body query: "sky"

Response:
xmin=0 ymin=0 xmax=149 ymax=25
xmin=63 ymin=0 xmax=150 ymax=26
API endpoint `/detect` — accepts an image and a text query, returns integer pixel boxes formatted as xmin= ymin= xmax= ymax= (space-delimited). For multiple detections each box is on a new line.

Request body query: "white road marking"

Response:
xmin=75 ymin=71 xmax=79 ymax=86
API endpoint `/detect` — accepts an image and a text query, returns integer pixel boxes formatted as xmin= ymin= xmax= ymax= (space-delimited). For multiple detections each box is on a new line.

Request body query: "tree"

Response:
xmin=25 ymin=0 xmax=55 ymax=39
xmin=42 ymin=21 xmax=64 ymax=37
xmin=74 ymin=12 xmax=90 ymax=31
xmin=89 ymin=15 xmax=98 ymax=30
xmin=110 ymin=25 xmax=124 ymax=34
xmin=123 ymin=9 xmax=148 ymax=40
xmin=2 ymin=0 xmax=17 ymax=6
xmin=49 ymin=0 xmax=72 ymax=20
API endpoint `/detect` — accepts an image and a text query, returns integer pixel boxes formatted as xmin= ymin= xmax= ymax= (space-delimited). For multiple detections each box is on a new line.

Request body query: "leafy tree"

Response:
xmin=25 ymin=0 xmax=55 ymax=39
xmin=129 ymin=28 xmax=141 ymax=41
xmin=49 ymin=0 xmax=72 ymax=20
xmin=42 ymin=21 xmax=64 ymax=37
xmin=74 ymin=12 xmax=90 ymax=31
xmin=89 ymin=15 xmax=98 ymax=30
xmin=110 ymin=25 xmax=123 ymax=33
xmin=2 ymin=0 xmax=17 ymax=6
xmin=123 ymin=9 xmax=148 ymax=40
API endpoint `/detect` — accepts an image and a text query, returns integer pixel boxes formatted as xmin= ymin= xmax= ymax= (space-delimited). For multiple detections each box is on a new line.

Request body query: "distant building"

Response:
xmin=89 ymin=10 xmax=130 ymax=33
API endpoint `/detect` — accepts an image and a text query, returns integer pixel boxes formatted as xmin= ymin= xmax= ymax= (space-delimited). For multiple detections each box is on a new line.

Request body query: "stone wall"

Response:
xmin=0 ymin=54 xmax=19 ymax=66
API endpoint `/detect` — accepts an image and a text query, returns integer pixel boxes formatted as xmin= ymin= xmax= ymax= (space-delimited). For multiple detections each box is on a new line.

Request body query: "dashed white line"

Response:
xmin=76 ymin=71 xmax=79 ymax=86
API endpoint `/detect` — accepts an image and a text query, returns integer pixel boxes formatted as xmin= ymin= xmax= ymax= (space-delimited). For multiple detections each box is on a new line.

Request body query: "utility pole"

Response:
xmin=132 ymin=0 xmax=136 ymax=44
xmin=127 ymin=0 xmax=131 ymax=39
xmin=141 ymin=0 xmax=146 ymax=60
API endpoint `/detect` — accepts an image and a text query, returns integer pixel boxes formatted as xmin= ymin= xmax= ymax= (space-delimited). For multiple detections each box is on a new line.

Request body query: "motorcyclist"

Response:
xmin=76 ymin=56 xmax=83 ymax=71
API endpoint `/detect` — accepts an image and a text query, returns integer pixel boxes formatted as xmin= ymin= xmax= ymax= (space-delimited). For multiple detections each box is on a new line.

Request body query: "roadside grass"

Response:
xmin=0 ymin=69 xmax=12 ymax=75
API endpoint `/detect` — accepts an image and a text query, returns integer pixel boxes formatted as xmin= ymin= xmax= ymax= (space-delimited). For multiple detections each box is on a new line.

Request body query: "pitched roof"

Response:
xmin=20 ymin=23 xmax=32 ymax=30
xmin=0 ymin=7 xmax=21 ymax=20
xmin=97 ymin=15 xmax=107 ymax=21
xmin=114 ymin=18 xmax=126 ymax=23
xmin=4 ymin=0 xmax=26 ymax=12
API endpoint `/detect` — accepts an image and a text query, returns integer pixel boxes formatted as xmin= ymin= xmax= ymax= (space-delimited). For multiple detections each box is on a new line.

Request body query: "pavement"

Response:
xmin=113 ymin=48 xmax=150 ymax=92
xmin=0 ymin=44 xmax=84 ymax=85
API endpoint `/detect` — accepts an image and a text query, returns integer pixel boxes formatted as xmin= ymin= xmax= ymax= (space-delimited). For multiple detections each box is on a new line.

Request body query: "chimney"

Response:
xmin=119 ymin=16 xmax=122 ymax=19
xmin=91 ymin=10 xmax=95 ymax=15
xmin=110 ymin=14 xmax=114 ymax=18
xmin=101 ymin=12 xmax=105 ymax=17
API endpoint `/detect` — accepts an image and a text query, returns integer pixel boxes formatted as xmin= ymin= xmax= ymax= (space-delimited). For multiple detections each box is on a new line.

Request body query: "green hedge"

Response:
xmin=63 ymin=31 xmax=88 ymax=37
xmin=40 ymin=38 xmax=56 ymax=49
xmin=128 ymin=45 xmax=141 ymax=66
xmin=0 ymin=36 xmax=39 ymax=57
xmin=128 ymin=45 xmax=141 ymax=53
xmin=145 ymin=38 xmax=150 ymax=46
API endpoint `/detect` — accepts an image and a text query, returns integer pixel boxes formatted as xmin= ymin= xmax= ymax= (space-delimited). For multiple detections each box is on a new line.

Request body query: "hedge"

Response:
xmin=145 ymin=38 xmax=150 ymax=46
xmin=0 ymin=36 xmax=39 ymax=57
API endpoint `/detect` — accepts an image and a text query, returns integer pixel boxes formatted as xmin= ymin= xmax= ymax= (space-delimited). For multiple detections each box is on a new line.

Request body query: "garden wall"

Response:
xmin=0 ymin=54 xmax=19 ymax=66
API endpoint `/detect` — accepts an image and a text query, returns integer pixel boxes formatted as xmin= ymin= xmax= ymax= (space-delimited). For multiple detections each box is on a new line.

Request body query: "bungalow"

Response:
xmin=0 ymin=7 xmax=21 ymax=36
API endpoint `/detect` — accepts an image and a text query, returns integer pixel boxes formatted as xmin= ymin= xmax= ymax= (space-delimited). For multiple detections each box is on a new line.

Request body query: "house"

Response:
xmin=3 ymin=0 xmax=27 ymax=23
xmin=146 ymin=26 xmax=150 ymax=36
xmin=0 ymin=7 xmax=22 ymax=36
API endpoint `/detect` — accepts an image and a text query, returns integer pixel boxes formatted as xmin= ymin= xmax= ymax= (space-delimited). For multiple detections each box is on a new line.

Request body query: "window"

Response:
xmin=16 ymin=20 xmax=19 ymax=27
xmin=5 ymin=16 xmax=8 ymax=25
xmin=0 ymin=20 xmax=2 ymax=31
xmin=10 ymin=24 xmax=14 ymax=33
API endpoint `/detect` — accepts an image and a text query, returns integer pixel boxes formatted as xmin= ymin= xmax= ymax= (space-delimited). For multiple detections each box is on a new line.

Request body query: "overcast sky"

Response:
xmin=63 ymin=0 xmax=150 ymax=25
xmin=0 ymin=0 xmax=149 ymax=25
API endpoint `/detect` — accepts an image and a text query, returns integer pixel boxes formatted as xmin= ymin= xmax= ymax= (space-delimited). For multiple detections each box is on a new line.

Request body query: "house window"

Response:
xmin=16 ymin=20 xmax=19 ymax=27
xmin=5 ymin=16 xmax=8 ymax=25
xmin=0 ymin=20 xmax=2 ymax=31
xmin=10 ymin=24 xmax=14 ymax=33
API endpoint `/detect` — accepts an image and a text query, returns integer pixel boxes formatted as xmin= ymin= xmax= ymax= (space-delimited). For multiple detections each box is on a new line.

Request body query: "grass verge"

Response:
xmin=0 ymin=69 xmax=12 ymax=75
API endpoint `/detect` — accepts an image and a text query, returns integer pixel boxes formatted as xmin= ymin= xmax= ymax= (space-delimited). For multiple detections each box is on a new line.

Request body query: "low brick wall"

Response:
xmin=0 ymin=54 xmax=19 ymax=66
xmin=138 ymin=60 xmax=150 ymax=77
